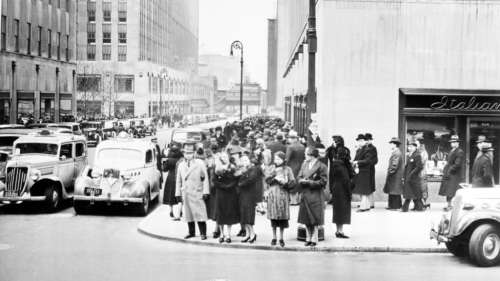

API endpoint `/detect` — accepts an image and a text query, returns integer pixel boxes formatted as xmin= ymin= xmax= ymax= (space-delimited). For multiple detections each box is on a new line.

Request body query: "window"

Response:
xmin=115 ymin=76 xmax=133 ymax=92
xmin=60 ymin=143 xmax=73 ymax=159
xmin=118 ymin=45 xmax=126 ymax=61
xmin=76 ymin=143 xmax=85 ymax=157
xmin=118 ymin=2 xmax=127 ymax=22
xmin=47 ymin=29 xmax=52 ymax=58
xmin=118 ymin=24 xmax=126 ymax=44
xmin=66 ymin=0 xmax=70 ymax=11
xmin=14 ymin=19 xmax=19 ymax=52
xmin=26 ymin=23 xmax=31 ymax=54
xmin=37 ymin=26 xmax=42 ymax=56
xmin=103 ymin=2 xmax=111 ymax=22
xmin=1 ymin=16 xmax=6 ymax=51
xmin=57 ymin=32 xmax=61 ymax=60
xmin=65 ymin=35 xmax=69 ymax=61
xmin=102 ymin=24 xmax=111 ymax=43
xmin=87 ymin=1 xmax=96 ymax=22
xmin=145 ymin=150 xmax=153 ymax=163
xmin=87 ymin=44 xmax=95 ymax=60
xmin=102 ymin=45 xmax=111 ymax=60
xmin=87 ymin=23 xmax=95 ymax=43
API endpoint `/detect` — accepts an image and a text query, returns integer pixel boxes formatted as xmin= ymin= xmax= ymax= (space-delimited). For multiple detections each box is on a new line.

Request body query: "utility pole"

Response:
xmin=230 ymin=40 xmax=244 ymax=120
xmin=306 ymin=0 xmax=317 ymax=139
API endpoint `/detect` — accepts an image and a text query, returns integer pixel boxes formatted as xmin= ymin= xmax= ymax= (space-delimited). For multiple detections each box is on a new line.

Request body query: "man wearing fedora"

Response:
xmin=364 ymin=133 xmax=378 ymax=209
xmin=285 ymin=130 xmax=306 ymax=205
xmin=402 ymin=141 xmax=425 ymax=212
xmin=438 ymin=135 xmax=465 ymax=211
xmin=353 ymin=134 xmax=377 ymax=212
xmin=471 ymin=141 xmax=495 ymax=188
xmin=383 ymin=137 xmax=404 ymax=210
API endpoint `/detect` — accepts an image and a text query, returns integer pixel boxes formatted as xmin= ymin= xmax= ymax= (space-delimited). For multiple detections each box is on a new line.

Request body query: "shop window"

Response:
xmin=0 ymin=99 xmax=10 ymax=124
xmin=17 ymin=100 xmax=35 ymax=124
xmin=406 ymin=116 xmax=456 ymax=182
xmin=40 ymin=98 xmax=55 ymax=123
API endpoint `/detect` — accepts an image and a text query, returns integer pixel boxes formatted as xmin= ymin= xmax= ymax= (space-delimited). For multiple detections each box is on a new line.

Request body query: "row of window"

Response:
xmin=86 ymin=45 xmax=126 ymax=61
xmin=87 ymin=24 xmax=126 ymax=44
xmin=77 ymin=76 xmax=134 ymax=93
xmin=88 ymin=1 xmax=127 ymax=23
xmin=0 ymin=16 xmax=69 ymax=61
xmin=48 ymin=0 xmax=72 ymax=11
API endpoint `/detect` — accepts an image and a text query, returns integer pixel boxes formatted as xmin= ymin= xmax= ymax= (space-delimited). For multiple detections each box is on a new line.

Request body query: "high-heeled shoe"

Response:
xmin=218 ymin=237 xmax=225 ymax=243
xmin=335 ymin=232 xmax=349 ymax=239
xmin=271 ymin=239 xmax=277 ymax=246
xmin=248 ymin=235 xmax=257 ymax=244
xmin=241 ymin=237 xmax=250 ymax=243
xmin=279 ymin=239 xmax=285 ymax=247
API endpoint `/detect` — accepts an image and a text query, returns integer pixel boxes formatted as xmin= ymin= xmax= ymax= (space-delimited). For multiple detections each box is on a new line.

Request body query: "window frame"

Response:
xmin=60 ymin=143 xmax=73 ymax=159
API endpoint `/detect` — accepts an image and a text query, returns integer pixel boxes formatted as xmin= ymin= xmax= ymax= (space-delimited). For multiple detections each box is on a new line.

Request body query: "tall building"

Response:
xmin=266 ymin=18 xmax=278 ymax=108
xmin=76 ymin=0 xmax=210 ymax=119
xmin=277 ymin=0 xmax=500 ymax=200
xmin=0 ymin=0 xmax=77 ymax=124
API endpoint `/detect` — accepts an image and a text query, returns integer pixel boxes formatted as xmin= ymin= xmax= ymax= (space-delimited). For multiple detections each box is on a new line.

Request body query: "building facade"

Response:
xmin=215 ymin=83 xmax=264 ymax=115
xmin=0 ymin=0 xmax=77 ymax=124
xmin=277 ymin=0 xmax=500 ymax=201
xmin=199 ymin=54 xmax=246 ymax=91
xmin=76 ymin=0 xmax=210 ymax=119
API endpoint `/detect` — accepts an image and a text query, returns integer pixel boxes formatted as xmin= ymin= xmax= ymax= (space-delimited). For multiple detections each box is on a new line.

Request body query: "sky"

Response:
xmin=199 ymin=0 xmax=277 ymax=88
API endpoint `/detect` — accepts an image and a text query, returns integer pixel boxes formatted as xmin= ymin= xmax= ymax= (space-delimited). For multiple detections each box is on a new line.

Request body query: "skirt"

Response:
xmin=270 ymin=219 xmax=289 ymax=228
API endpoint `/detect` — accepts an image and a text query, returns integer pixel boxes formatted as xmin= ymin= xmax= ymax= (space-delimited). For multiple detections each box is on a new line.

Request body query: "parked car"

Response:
xmin=431 ymin=184 xmax=500 ymax=267
xmin=0 ymin=130 xmax=88 ymax=212
xmin=81 ymin=121 xmax=104 ymax=146
xmin=73 ymin=134 xmax=161 ymax=215
xmin=0 ymin=128 xmax=39 ymax=154
xmin=168 ymin=127 xmax=208 ymax=149
xmin=47 ymin=122 xmax=82 ymax=135
xmin=0 ymin=151 xmax=9 ymax=182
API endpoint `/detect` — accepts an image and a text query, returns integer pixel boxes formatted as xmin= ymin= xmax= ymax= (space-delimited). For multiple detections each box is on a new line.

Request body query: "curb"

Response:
xmin=137 ymin=227 xmax=448 ymax=254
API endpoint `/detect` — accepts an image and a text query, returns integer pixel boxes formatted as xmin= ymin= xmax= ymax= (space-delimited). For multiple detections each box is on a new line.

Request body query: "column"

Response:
xmin=72 ymin=70 xmax=76 ymax=118
xmin=9 ymin=61 xmax=17 ymax=124
xmin=34 ymin=65 xmax=41 ymax=121
xmin=55 ymin=67 xmax=60 ymax=122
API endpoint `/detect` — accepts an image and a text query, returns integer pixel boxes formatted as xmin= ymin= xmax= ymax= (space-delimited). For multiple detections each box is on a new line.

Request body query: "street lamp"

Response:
xmin=230 ymin=40 xmax=244 ymax=120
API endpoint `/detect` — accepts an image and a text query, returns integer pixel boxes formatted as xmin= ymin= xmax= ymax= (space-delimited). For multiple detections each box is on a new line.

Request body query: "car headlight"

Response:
xmin=31 ymin=169 xmax=41 ymax=181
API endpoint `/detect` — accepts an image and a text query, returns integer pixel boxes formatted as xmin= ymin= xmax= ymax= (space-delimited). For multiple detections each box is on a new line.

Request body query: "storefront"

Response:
xmin=400 ymin=88 xmax=500 ymax=185
xmin=40 ymin=93 xmax=55 ymax=122
xmin=0 ymin=92 xmax=10 ymax=124
xmin=114 ymin=101 xmax=134 ymax=118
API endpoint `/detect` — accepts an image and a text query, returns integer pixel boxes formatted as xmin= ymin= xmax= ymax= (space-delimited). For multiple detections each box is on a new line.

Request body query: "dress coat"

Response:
xmin=366 ymin=143 xmax=378 ymax=193
xmin=265 ymin=165 xmax=295 ymax=221
xmin=439 ymin=148 xmax=465 ymax=197
xmin=237 ymin=165 xmax=262 ymax=225
xmin=327 ymin=145 xmax=354 ymax=225
xmin=206 ymin=155 xmax=217 ymax=220
xmin=213 ymin=169 xmax=240 ymax=225
xmin=162 ymin=150 xmax=183 ymax=205
xmin=402 ymin=151 xmax=424 ymax=200
xmin=471 ymin=152 xmax=494 ymax=188
xmin=353 ymin=145 xmax=377 ymax=195
xmin=285 ymin=142 xmax=306 ymax=193
xmin=175 ymin=158 xmax=210 ymax=222
xmin=297 ymin=159 xmax=328 ymax=226
xmin=383 ymin=148 xmax=404 ymax=195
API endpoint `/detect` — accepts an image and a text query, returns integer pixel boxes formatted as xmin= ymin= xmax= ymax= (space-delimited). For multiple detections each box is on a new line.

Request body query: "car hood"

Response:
xmin=8 ymin=154 xmax=58 ymax=167
xmin=456 ymin=187 xmax=500 ymax=199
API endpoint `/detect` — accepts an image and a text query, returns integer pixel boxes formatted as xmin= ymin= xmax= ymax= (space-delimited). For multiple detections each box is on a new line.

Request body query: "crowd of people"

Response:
xmin=158 ymin=116 xmax=494 ymax=247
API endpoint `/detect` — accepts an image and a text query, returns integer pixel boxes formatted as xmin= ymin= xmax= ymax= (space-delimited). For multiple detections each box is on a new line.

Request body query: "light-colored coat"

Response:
xmin=175 ymin=158 xmax=210 ymax=222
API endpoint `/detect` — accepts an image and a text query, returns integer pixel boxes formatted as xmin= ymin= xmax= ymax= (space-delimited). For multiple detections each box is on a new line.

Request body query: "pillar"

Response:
xmin=54 ymin=67 xmax=60 ymax=122
xmin=9 ymin=61 xmax=17 ymax=124
xmin=34 ymin=64 xmax=41 ymax=121
xmin=72 ymin=70 xmax=76 ymax=118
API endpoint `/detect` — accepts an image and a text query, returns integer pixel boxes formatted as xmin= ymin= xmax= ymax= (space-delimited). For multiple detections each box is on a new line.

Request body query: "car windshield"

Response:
xmin=172 ymin=131 xmax=202 ymax=143
xmin=48 ymin=125 xmax=71 ymax=130
xmin=15 ymin=143 xmax=59 ymax=155
xmin=0 ymin=136 xmax=20 ymax=147
xmin=82 ymin=123 xmax=99 ymax=129
xmin=96 ymin=148 xmax=143 ymax=167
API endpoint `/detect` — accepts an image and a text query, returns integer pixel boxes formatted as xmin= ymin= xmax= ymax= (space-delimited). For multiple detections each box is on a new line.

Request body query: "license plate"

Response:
xmin=85 ymin=188 xmax=102 ymax=196
xmin=4 ymin=190 xmax=17 ymax=197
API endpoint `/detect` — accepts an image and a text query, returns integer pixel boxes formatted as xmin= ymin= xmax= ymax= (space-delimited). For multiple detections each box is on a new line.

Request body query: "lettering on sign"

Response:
xmin=430 ymin=96 xmax=500 ymax=112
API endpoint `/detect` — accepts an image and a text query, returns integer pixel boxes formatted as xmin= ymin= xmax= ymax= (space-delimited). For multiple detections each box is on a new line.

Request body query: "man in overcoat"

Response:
xmin=383 ymin=137 xmax=404 ymax=210
xmin=402 ymin=142 xmax=424 ymax=212
xmin=471 ymin=142 xmax=494 ymax=188
xmin=353 ymin=134 xmax=377 ymax=212
xmin=175 ymin=143 xmax=210 ymax=240
xmin=438 ymin=135 xmax=465 ymax=210
xmin=364 ymin=133 xmax=378 ymax=209
xmin=286 ymin=130 xmax=306 ymax=205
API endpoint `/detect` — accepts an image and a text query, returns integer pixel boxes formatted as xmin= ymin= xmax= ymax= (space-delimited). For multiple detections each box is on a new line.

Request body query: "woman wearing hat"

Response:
xmin=438 ymin=135 xmax=465 ymax=210
xmin=352 ymin=134 xmax=377 ymax=212
xmin=402 ymin=142 xmax=424 ymax=212
xmin=163 ymin=144 xmax=183 ymax=220
xmin=265 ymin=151 xmax=295 ymax=247
xmin=383 ymin=137 xmax=404 ymax=210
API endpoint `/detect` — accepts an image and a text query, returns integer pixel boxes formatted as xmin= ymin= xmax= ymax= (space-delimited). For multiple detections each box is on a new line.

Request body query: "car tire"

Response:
xmin=469 ymin=223 xmax=500 ymax=267
xmin=73 ymin=201 xmax=88 ymax=215
xmin=446 ymin=239 xmax=469 ymax=257
xmin=136 ymin=189 xmax=150 ymax=216
xmin=44 ymin=185 xmax=61 ymax=213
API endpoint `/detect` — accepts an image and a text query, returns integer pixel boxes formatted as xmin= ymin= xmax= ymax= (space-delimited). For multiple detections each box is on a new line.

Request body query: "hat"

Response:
xmin=476 ymin=135 xmax=487 ymax=143
xmin=275 ymin=151 xmax=286 ymax=161
xmin=389 ymin=137 xmax=401 ymax=145
xmin=276 ymin=134 xmax=284 ymax=140
xmin=307 ymin=148 xmax=320 ymax=158
xmin=215 ymin=126 xmax=222 ymax=131
xmin=449 ymin=135 xmax=460 ymax=143
xmin=364 ymin=133 xmax=373 ymax=141
xmin=356 ymin=134 xmax=366 ymax=141
xmin=288 ymin=130 xmax=298 ymax=138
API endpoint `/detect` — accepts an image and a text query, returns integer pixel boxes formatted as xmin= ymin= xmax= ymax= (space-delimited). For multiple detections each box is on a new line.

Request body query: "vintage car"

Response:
xmin=0 ymin=130 xmax=88 ymax=212
xmin=73 ymin=134 xmax=161 ymax=215
xmin=0 ymin=151 xmax=9 ymax=182
xmin=168 ymin=127 xmax=208 ymax=149
xmin=430 ymin=185 xmax=500 ymax=267
xmin=81 ymin=121 xmax=104 ymax=146
xmin=47 ymin=122 xmax=82 ymax=135
xmin=0 ymin=128 xmax=38 ymax=154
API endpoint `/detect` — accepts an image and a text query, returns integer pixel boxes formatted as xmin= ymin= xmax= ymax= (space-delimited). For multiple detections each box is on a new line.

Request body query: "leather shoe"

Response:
xmin=200 ymin=235 xmax=207 ymax=240
xmin=335 ymin=232 xmax=349 ymax=239
xmin=271 ymin=239 xmax=277 ymax=246
xmin=304 ymin=241 xmax=312 ymax=247
xmin=310 ymin=242 xmax=317 ymax=247
xmin=184 ymin=234 xmax=195 ymax=239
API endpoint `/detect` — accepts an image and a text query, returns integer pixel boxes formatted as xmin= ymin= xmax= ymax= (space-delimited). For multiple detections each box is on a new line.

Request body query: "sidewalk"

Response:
xmin=137 ymin=202 xmax=448 ymax=253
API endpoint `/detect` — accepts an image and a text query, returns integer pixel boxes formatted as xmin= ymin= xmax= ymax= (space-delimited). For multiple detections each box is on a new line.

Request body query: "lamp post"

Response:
xmin=230 ymin=40 xmax=244 ymax=120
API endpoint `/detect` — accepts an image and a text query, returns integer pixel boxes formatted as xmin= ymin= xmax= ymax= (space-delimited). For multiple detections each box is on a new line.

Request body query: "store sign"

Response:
xmin=405 ymin=94 xmax=500 ymax=113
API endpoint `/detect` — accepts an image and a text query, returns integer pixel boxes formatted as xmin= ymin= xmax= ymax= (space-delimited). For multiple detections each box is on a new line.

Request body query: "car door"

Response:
xmin=74 ymin=142 xmax=87 ymax=179
xmin=58 ymin=143 xmax=75 ymax=191
xmin=144 ymin=149 xmax=158 ymax=193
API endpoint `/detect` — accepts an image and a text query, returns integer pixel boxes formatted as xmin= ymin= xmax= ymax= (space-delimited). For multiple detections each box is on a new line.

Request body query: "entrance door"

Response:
xmin=468 ymin=117 xmax=500 ymax=184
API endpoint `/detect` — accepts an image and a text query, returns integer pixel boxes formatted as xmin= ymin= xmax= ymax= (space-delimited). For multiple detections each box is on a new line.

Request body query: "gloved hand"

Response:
xmin=202 ymin=194 xmax=209 ymax=201
xmin=176 ymin=196 xmax=183 ymax=203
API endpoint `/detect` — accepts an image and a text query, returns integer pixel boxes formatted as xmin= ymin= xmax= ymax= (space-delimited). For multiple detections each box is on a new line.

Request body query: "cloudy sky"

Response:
xmin=199 ymin=0 xmax=277 ymax=88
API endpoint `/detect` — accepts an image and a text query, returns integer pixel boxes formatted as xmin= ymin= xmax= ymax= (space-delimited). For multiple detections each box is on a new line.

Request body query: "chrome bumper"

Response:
xmin=430 ymin=229 xmax=449 ymax=243
xmin=0 ymin=195 xmax=46 ymax=202
xmin=73 ymin=195 xmax=143 ymax=204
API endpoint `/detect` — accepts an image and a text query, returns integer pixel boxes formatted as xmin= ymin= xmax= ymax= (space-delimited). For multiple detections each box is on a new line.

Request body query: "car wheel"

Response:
xmin=446 ymin=239 xmax=469 ymax=257
xmin=136 ymin=189 xmax=150 ymax=216
xmin=73 ymin=201 xmax=88 ymax=215
xmin=44 ymin=185 xmax=61 ymax=213
xmin=469 ymin=224 xmax=500 ymax=267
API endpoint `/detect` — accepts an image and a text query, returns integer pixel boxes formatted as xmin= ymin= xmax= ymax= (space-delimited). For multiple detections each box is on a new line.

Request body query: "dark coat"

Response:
xmin=162 ymin=151 xmax=182 ymax=205
xmin=383 ymin=148 xmax=404 ymax=195
xmin=327 ymin=145 xmax=353 ymax=225
xmin=267 ymin=141 xmax=287 ymax=159
xmin=471 ymin=152 xmax=494 ymax=188
xmin=297 ymin=160 xmax=327 ymax=226
xmin=353 ymin=145 xmax=377 ymax=195
xmin=214 ymin=170 xmax=240 ymax=225
xmin=439 ymin=148 xmax=465 ymax=197
xmin=402 ymin=151 xmax=424 ymax=199
xmin=237 ymin=166 xmax=262 ymax=225
xmin=366 ymin=143 xmax=378 ymax=192
xmin=285 ymin=142 xmax=306 ymax=178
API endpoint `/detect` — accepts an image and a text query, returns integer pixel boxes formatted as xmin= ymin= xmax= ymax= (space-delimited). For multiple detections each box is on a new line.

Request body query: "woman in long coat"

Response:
xmin=402 ymin=142 xmax=424 ymax=212
xmin=213 ymin=152 xmax=240 ymax=243
xmin=163 ymin=145 xmax=183 ymax=219
xmin=205 ymin=144 xmax=220 ymax=238
xmin=352 ymin=134 xmax=377 ymax=211
xmin=297 ymin=147 xmax=328 ymax=247
xmin=237 ymin=155 xmax=262 ymax=243
xmin=326 ymin=135 xmax=353 ymax=238
xmin=265 ymin=151 xmax=295 ymax=247
xmin=383 ymin=138 xmax=404 ymax=210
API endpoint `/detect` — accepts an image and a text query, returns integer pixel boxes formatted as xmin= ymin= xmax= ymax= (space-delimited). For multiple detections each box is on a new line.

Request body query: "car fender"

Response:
xmin=452 ymin=211 xmax=500 ymax=237
xmin=74 ymin=176 xmax=93 ymax=195
xmin=31 ymin=177 xmax=68 ymax=198
xmin=122 ymin=179 xmax=149 ymax=198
